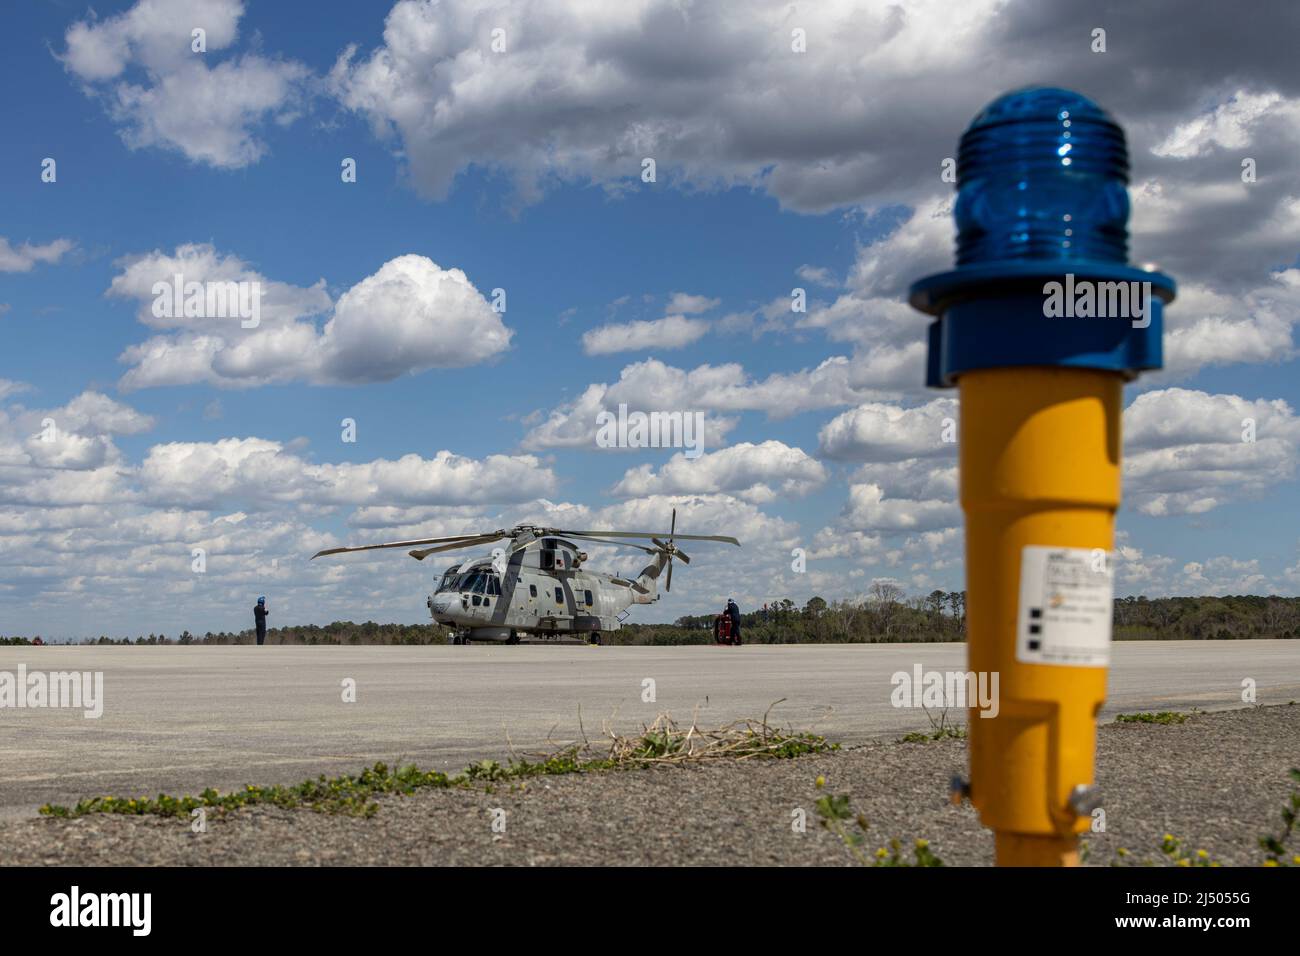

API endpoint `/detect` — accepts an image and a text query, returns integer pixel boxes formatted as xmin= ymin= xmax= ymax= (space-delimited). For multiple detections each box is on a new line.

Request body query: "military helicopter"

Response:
xmin=311 ymin=509 xmax=739 ymax=645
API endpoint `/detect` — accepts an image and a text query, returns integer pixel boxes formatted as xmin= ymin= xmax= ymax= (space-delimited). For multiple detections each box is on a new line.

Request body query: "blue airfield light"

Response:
xmin=911 ymin=87 xmax=1176 ymax=387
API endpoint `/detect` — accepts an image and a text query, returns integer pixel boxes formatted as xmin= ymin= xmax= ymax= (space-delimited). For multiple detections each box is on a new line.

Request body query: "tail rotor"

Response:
xmin=653 ymin=507 xmax=691 ymax=592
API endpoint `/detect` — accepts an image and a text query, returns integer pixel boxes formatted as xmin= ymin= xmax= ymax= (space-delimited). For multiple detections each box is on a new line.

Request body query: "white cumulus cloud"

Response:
xmin=110 ymin=246 xmax=512 ymax=389
xmin=60 ymin=0 xmax=311 ymax=168
xmin=611 ymin=440 xmax=826 ymax=502
xmin=0 ymin=237 xmax=74 ymax=273
xmin=582 ymin=314 xmax=709 ymax=356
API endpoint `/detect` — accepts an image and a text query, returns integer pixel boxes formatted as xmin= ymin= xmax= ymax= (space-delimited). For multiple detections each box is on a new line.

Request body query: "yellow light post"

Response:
xmin=910 ymin=88 xmax=1176 ymax=866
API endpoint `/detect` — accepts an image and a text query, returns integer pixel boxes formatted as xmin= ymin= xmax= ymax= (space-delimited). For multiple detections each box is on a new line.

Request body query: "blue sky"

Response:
xmin=1 ymin=0 xmax=1298 ymax=639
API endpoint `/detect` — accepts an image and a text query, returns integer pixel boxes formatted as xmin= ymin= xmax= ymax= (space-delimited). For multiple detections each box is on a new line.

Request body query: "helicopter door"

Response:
xmin=549 ymin=582 xmax=573 ymax=628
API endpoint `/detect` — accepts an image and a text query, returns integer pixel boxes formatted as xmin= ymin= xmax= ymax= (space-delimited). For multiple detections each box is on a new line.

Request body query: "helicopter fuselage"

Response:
xmin=425 ymin=536 xmax=661 ymax=643
xmin=310 ymin=514 xmax=738 ymax=643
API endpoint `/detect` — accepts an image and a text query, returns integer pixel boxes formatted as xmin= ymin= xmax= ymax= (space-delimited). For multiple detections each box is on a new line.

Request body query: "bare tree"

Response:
xmin=869 ymin=581 xmax=905 ymax=639
xmin=869 ymin=580 xmax=904 ymax=605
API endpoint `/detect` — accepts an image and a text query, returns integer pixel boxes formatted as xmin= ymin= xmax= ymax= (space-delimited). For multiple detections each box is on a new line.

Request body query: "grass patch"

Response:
xmin=1114 ymin=711 xmax=1189 ymax=725
xmin=1106 ymin=767 xmax=1300 ymax=867
xmin=813 ymin=779 xmax=942 ymax=867
xmin=900 ymin=707 xmax=967 ymax=743
xmin=39 ymin=706 xmax=836 ymax=820
xmin=1259 ymin=768 xmax=1300 ymax=866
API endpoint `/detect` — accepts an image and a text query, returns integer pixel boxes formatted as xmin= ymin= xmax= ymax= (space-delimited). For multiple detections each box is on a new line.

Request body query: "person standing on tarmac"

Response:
xmin=254 ymin=596 xmax=269 ymax=646
xmin=726 ymin=598 xmax=741 ymax=645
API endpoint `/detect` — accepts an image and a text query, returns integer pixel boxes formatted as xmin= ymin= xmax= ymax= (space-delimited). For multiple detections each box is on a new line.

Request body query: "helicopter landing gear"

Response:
xmin=507 ymin=631 xmax=521 ymax=645
xmin=588 ymin=632 xmax=602 ymax=646
xmin=453 ymin=633 xmax=471 ymax=645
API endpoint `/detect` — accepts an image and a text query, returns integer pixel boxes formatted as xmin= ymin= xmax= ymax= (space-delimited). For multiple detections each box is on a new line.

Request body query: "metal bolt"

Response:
xmin=1069 ymin=784 xmax=1103 ymax=815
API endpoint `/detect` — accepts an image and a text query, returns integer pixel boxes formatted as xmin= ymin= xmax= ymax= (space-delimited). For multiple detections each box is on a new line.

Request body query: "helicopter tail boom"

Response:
xmin=630 ymin=549 xmax=671 ymax=603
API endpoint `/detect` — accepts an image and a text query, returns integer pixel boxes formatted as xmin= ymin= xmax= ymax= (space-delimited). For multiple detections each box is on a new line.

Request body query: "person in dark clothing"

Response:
xmin=726 ymin=598 xmax=741 ymax=645
xmin=254 ymin=596 xmax=268 ymax=645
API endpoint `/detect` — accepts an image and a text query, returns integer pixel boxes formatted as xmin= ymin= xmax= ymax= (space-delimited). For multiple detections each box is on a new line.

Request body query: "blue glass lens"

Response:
xmin=954 ymin=87 xmax=1130 ymax=266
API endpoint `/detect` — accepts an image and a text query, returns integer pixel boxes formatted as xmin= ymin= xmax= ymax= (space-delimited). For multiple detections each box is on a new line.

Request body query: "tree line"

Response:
xmin=2 ymin=592 xmax=1297 ymax=646
xmin=0 ymin=620 xmax=450 ymax=646
xmin=625 ymin=591 xmax=1300 ymax=645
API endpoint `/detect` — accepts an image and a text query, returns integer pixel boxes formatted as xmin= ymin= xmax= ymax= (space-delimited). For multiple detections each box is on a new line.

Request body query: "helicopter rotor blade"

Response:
xmin=312 ymin=532 xmax=501 ymax=560
xmin=564 ymin=534 xmax=658 ymax=554
xmin=407 ymin=535 xmax=506 ymax=561
xmin=666 ymin=555 xmax=673 ymax=592
xmin=559 ymin=530 xmax=739 ymax=545
xmin=610 ymin=577 xmax=650 ymax=594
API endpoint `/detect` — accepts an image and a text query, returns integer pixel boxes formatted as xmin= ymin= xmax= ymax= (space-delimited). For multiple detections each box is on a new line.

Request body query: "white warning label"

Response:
xmin=1016 ymin=546 xmax=1113 ymax=667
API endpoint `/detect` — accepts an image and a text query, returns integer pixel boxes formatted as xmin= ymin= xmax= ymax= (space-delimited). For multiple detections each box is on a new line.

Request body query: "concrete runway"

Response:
xmin=1 ymin=641 xmax=1297 ymax=819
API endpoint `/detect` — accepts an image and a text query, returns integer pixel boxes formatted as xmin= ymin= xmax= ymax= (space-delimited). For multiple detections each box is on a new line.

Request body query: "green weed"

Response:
xmin=40 ymin=711 xmax=836 ymax=820
xmin=1114 ymin=711 xmax=1189 ymax=725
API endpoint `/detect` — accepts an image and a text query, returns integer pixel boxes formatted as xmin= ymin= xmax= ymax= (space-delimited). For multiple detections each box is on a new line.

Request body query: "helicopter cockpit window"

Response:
xmin=487 ymin=574 xmax=501 ymax=596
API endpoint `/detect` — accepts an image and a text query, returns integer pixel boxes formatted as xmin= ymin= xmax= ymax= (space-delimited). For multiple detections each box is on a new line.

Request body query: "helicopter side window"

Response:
xmin=529 ymin=584 xmax=537 ymax=598
xmin=554 ymin=586 xmax=564 ymax=605
xmin=584 ymin=589 xmax=593 ymax=607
